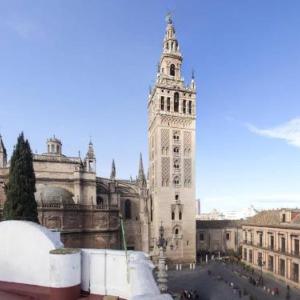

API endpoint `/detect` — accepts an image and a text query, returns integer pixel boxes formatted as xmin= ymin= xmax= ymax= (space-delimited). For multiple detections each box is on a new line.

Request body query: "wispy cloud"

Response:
xmin=246 ymin=118 xmax=300 ymax=148
xmin=4 ymin=17 xmax=44 ymax=40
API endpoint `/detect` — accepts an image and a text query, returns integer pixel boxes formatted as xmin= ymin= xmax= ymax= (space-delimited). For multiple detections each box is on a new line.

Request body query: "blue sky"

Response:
xmin=1 ymin=0 xmax=300 ymax=212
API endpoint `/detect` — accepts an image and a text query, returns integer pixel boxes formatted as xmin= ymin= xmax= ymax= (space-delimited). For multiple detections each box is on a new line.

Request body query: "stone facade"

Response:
xmin=242 ymin=209 xmax=300 ymax=289
xmin=147 ymin=16 xmax=196 ymax=263
xmin=0 ymin=17 xmax=196 ymax=263
xmin=0 ymin=136 xmax=148 ymax=251
xmin=196 ymin=220 xmax=243 ymax=256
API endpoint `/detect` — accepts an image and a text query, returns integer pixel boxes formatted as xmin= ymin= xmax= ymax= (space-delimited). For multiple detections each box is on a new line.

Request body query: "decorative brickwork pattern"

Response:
xmin=161 ymin=157 xmax=170 ymax=186
xmin=184 ymin=158 xmax=192 ymax=187
xmin=161 ymin=129 xmax=170 ymax=155
xmin=183 ymin=131 xmax=192 ymax=156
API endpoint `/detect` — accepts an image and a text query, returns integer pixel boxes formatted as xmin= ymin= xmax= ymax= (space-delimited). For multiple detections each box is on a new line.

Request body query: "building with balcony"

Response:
xmin=242 ymin=209 xmax=300 ymax=288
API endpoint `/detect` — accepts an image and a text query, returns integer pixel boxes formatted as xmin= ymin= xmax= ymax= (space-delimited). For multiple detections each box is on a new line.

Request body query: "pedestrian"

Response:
xmin=286 ymin=285 xmax=290 ymax=300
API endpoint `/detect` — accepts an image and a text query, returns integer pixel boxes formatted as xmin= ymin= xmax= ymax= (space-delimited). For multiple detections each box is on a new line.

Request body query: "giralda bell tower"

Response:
xmin=148 ymin=15 xmax=196 ymax=263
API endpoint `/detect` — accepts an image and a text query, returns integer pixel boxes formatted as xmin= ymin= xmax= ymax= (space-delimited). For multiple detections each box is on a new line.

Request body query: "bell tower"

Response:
xmin=148 ymin=16 xmax=196 ymax=263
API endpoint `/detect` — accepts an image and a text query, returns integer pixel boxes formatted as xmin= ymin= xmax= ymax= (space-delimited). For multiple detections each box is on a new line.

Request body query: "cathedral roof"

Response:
xmin=35 ymin=186 xmax=75 ymax=205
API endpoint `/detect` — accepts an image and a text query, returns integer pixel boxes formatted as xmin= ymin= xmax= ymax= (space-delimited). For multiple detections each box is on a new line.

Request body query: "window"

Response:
xmin=179 ymin=211 xmax=182 ymax=220
xmin=174 ymin=92 xmax=179 ymax=112
xmin=173 ymin=146 xmax=179 ymax=154
xmin=173 ymin=131 xmax=180 ymax=141
xmin=124 ymin=199 xmax=131 ymax=220
xmin=167 ymin=97 xmax=171 ymax=111
xmin=249 ymin=250 xmax=253 ymax=263
xmin=96 ymin=196 xmax=104 ymax=208
xmin=175 ymin=228 xmax=179 ymax=235
xmin=279 ymin=259 xmax=285 ymax=276
xmin=171 ymin=211 xmax=175 ymax=220
xmin=175 ymin=194 xmax=179 ymax=201
xmin=281 ymin=237 xmax=286 ymax=252
xmin=270 ymin=235 xmax=274 ymax=250
xmin=259 ymin=233 xmax=263 ymax=247
xmin=282 ymin=214 xmax=286 ymax=222
xmin=199 ymin=233 xmax=204 ymax=241
xmin=173 ymin=176 xmax=180 ymax=186
xmin=295 ymin=239 xmax=299 ymax=255
xmin=160 ymin=96 xmax=164 ymax=110
xmin=183 ymin=100 xmax=186 ymax=113
xmin=173 ymin=159 xmax=180 ymax=169
xmin=292 ymin=263 xmax=299 ymax=282
xmin=226 ymin=232 xmax=230 ymax=241
xmin=243 ymin=248 xmax=247 ymax=260
xmin=188 ymin=101 xmax=192 ymax=114
xmin=268 ymin=255 xmax=274 ymax=272
xmin=170 ymin=64 xmax=175 ymax=76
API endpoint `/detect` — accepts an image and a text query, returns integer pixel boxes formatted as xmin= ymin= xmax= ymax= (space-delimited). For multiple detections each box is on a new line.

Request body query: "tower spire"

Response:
xmin=110 ymin=159 xmax=116 ymax=180
xmin=85 ymin=140 xmax=96 ymax=172
xmin=138 ymin=153 xmax=146 ymax=185
xmin=0 ymin=134 xmax=7 ymax=168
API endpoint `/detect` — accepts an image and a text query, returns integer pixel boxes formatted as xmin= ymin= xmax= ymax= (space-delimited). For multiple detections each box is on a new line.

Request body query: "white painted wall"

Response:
xmin=0 ymin=221 xmax=63 ymax=287
xmin=49 ymin=250 xmax=81 ymax=288
xmin=81 ymin=249 xmax=172 ymax=300
xmin=0 ymin=221 xmax=172 ymax=299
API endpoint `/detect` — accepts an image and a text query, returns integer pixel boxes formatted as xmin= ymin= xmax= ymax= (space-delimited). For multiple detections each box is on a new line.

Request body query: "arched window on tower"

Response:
xmin=188 ymin=101 xmax=192 ymax=114
xmin=170 ymin=64 xmax=175 ymax=76
xmin=173 ymin=176 xmax=180 ymax=186
xmin=183 ymin=100 xmax=186 ymax=114
xmin=171 ymin=211 xmax=175 ymax=220
xmin=161 ymin=96 xmax=164 ymax=111
xmin=125 ymin=199 xmax=132 ymax=220
xmin=174 ymin=92 xmax=179 ymax=112
xmin=167 ymin=97 xmax=171 ymax=111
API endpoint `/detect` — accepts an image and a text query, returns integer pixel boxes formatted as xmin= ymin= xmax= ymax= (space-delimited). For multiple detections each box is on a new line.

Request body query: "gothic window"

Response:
xmin=173 ymin=176 xmax=180 ymax=186
xmin=188 ymin=101 xmax=192 ymax=114
xmin=167 ymin=97 xmax=171 ymax=111
xmin=170 ymin=64 xmax=175 ymax=76
xmin=179 ymin=211 xmax=182 ymax=220
xmin=183 ymin=100 xmax=186 ymax=114
xmin=96 ymin=196 xmax=104 ymax=208
xmin=175 ymin=194 xmax=179 ymax=201
xmin=171 ymin=211 xmax=175 ymax=220
xmin=161 ymin=96 xmax=164 ymax=110
xmin=124 ymin=199 xmax=131 ymax=220
xmin=174 ymin=92 xmax=179 ymax=112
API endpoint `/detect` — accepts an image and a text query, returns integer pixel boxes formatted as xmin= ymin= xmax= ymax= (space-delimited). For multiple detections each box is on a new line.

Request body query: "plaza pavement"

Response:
xmin=168 ymin=261 xmax=300 ymax=300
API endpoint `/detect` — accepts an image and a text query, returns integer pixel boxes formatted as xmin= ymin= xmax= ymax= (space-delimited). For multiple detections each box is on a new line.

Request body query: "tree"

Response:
xmin=3 ymin=133 xmax=39 ymax=223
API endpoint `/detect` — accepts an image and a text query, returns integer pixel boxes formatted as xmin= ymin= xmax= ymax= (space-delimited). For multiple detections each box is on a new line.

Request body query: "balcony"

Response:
xmin=291 ymin=250 xmax=300 ymax=258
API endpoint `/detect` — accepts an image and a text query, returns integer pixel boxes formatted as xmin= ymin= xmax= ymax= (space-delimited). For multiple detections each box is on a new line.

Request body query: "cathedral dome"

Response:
xmin=35 ymin=186 xmax=75 ymax=205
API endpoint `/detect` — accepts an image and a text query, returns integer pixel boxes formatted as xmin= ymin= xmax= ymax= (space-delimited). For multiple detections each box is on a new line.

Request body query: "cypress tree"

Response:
xmin=3 ymin=133 xmax=39 ymax=223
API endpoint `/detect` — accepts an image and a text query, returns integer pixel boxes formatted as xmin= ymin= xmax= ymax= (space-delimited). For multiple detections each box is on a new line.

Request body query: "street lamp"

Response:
xmin=156 ymin=222 xmax=168 ymax=293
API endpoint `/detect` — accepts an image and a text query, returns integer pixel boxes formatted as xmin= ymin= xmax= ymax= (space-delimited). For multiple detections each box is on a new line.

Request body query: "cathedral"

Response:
xmin=0 ymin=16 xmax=196 ymax=263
